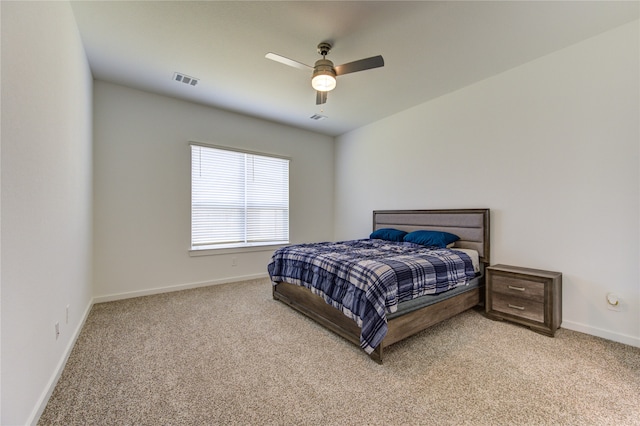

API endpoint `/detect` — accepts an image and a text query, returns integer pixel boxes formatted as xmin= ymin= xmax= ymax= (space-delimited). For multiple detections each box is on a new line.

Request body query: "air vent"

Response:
xmin=173 ymin=72 xmax=199 ymax=87
xmin=310 ymin=114 xmax=327 ymax=121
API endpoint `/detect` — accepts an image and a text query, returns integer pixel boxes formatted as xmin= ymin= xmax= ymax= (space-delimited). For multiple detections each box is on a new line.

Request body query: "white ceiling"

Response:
xmin=70 ymin=1 xmax=638 ymax=137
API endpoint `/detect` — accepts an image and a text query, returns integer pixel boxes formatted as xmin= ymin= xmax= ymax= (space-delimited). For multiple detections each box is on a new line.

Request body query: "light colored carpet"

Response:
xmin=39 ymin=278 xmax=640 ymax=425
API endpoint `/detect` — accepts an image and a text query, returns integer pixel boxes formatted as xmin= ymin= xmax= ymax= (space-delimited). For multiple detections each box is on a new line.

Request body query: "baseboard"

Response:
xmin=28 ymin=299 xmax=94 ymax=426
xmin=562 ymin=320 xmax=640 ymax=348
xmin=92 ymin=273 xmax=270 ymax=304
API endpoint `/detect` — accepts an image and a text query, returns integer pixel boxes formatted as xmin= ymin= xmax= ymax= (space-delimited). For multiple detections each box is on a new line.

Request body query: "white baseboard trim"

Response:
xmin=28 ymin=299 xmax=94 ymax=426
xmin=562 ymin=320 xmax=640 ymax=348
xmin=92 ymin=273 xmax=270 ymax=304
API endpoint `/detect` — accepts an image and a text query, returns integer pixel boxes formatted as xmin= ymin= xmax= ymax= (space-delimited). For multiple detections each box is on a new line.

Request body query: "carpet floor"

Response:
xmin=39 ymin=278 xmax=640 ymax=425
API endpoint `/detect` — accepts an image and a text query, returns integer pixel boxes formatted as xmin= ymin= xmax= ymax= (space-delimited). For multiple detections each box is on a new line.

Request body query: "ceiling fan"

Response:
xmin=265 ymin=42 xmax=384 ymax=105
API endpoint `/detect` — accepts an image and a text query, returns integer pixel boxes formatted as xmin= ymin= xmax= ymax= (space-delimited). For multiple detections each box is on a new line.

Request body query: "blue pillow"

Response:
xmin=403 ymin=230 xmax=459 ymax=248
xmin=370 ymin=228 xmax=408 ymax=242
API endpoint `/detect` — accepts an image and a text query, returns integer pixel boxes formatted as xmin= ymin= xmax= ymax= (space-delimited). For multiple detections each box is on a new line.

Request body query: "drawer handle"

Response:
xmin=508 ymin=285 xmax=526 ymax=292
xmin=508 ymin=304 xmax=525 ymax=310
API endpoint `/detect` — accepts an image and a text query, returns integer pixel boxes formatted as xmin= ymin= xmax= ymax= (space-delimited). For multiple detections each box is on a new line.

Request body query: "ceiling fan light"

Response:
xmin=312 ymin=73 xmax=337 ymax=91
xmin=311 ymin=60 xmax=336 ymax=92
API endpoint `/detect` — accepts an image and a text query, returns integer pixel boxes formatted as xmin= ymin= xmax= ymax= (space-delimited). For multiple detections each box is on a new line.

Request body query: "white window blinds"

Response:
xmin=191 ymin=144 xmax=289 ymax=249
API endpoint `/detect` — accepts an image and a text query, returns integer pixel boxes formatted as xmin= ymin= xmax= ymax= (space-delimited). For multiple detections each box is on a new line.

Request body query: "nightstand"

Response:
xmin=485 ymin=264 xmax=562 ymax=337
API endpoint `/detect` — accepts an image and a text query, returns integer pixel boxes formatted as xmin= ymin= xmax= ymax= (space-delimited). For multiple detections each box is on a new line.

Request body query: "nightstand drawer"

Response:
xmin=491 ymin=274 xmax=544 ymax=302
xmin=491 ymin=293 xmax=544 ymax=323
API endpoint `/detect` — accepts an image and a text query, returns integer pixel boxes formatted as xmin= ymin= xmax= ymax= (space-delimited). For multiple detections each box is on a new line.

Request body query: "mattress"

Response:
xmin=389 ymin=269 xmax=484 ymax=319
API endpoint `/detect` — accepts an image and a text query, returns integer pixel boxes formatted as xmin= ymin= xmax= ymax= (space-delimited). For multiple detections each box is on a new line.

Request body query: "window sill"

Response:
xmin=189 ymin=243 xmax=288 ymax=257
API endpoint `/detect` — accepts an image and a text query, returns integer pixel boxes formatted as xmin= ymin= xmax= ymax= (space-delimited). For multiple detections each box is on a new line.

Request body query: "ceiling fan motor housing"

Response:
xmin=313 ymin=59 xmax=336 ymax=76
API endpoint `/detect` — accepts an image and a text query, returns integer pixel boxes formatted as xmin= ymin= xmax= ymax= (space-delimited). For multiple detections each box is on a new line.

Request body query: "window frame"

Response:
xmin=189 ymin=142 xmax=290 ymax=254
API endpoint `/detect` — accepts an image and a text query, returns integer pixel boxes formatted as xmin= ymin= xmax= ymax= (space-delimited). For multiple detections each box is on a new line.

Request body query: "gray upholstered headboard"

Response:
xmin=372 ymin=209 xmax=490 ymax=264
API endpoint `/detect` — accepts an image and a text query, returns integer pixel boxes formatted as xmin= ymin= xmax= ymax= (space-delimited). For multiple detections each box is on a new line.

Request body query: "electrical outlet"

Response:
xmin=606 ymin=293 xmax=621 ymax=311
xmin=66 ymin=305 xmax=70 ymax=324
xmin=232 ymin=257 xmax=238 ymax=267
xmin=55 ymin=322 xmax=60 ymax=340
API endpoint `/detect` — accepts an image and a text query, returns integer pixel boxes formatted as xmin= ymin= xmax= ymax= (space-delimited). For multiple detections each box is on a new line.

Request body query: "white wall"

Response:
xmin=335 ymin=21 xmax=640 ymax=347
xmin=93 ymin=81 xmax=334 ymax=300
xmin=1 ymin=3 xmax=635 ymax=423
xmin=1 ymin=2 xmax=94 ymax=425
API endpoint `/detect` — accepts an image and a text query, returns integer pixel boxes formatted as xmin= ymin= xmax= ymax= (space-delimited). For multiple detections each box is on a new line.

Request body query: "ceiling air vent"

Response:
xmin=310 ymin=114 xmax=327 ymax=121
xmin=173 ymin=72 xmax=199 ymax=87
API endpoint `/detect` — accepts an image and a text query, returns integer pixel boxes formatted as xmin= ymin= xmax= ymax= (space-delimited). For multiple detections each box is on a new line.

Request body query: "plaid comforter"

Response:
xmin=267 ymin=239 xmax=475 ymax=354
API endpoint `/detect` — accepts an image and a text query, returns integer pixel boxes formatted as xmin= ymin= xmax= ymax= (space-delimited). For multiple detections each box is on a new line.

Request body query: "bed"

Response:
xmin=268 ymin=208 xmax=490 ymax=363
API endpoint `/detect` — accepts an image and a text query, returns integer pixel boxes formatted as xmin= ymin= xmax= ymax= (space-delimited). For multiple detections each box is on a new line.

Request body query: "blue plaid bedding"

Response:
xmin=267 ymin=239 xmax=475 ymax=354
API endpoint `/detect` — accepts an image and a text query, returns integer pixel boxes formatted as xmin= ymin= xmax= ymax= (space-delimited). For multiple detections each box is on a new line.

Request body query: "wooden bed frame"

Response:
xmin=272 ymin=209 xmax=490 ymax=363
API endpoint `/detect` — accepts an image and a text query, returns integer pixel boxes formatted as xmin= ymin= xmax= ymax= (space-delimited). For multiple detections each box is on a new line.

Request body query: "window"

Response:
xmin=190 ymin=143 xmax=289 ymax=250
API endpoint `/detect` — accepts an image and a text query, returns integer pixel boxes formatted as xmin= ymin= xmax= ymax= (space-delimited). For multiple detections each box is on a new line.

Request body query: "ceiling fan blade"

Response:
xmin=316 ymin=91 xmax=327 ymax=105
xmin=335 ymin=55 xmax=384 ymax=76
xmin=265 ymin=53 xmax=313 ymax=71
